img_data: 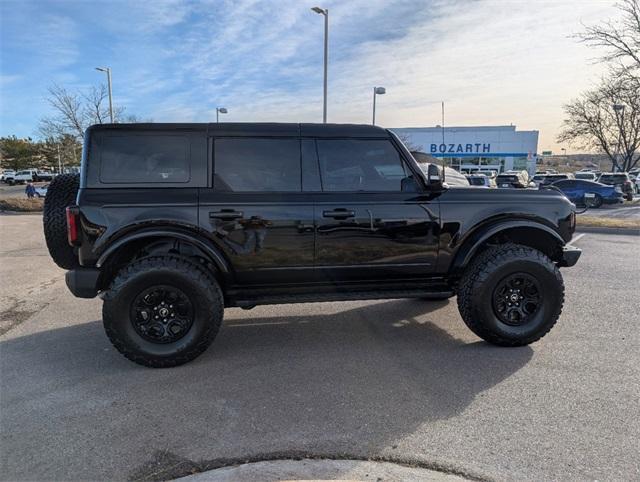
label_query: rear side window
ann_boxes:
[100,136,189,183]
[316,139,406,192]
[214,138,301,192]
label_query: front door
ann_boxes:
[198,137,315,286]
[313,138,440,282]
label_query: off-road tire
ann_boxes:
[457,243,564,346]
[43,173,80,269]
[103,255,223,368]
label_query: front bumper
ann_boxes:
[559,244,582,267]
[65,268,100,298]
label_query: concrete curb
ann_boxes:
[174,459,474,482]
[576,226,640,235]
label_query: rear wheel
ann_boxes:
[591,194,603,208]
[103,255,223,368]
[457,243,564,346]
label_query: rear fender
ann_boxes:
[96,227,230,275]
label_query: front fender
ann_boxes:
[449,218,566,273]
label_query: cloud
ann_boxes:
[0,0,619,151]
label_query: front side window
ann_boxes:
[100,135,189,183]
[316,139,407,192]
[214,138,301,192]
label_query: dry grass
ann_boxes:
[0,197,44,212]
[577,215,640,229]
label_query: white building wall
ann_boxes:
[391,125,539,175]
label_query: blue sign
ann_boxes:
[430,143,491,154]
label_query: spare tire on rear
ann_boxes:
[43,173,80,270]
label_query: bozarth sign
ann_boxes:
[430,143,492,154]
[392,125,539,175]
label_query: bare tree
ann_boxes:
[39,83,142,142]
[579,0,640,71]
[395,132,422,152]
[40,84,86,141]
[558,72,639,172]
[560,0,640,171]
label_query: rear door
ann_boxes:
[312,137,440,282]
[198,135,316,286]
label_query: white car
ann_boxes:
[13,169,38,184]
[34,184,48,197]
[418,163,470,187]
[1,170,16,183]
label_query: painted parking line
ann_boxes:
[571,233,586,243]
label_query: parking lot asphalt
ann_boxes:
[1,214,639,481]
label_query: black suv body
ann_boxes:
[44,123,581,367]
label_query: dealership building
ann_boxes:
[391,125,539,175]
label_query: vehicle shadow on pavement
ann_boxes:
[1,299,532,480]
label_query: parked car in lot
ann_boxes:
[44,122,581,367]
[11,169,55,184]
[34,184,49,197]
[550,179,623,207]
[13,169,37,184]
[1,169,16,184]
[466,173,495,187]
[538,173,571,188]
[495,171,530,188]
[597,172,634,200]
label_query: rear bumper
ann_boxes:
[65,268,100,298]
[559,244,582,267]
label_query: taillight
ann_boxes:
[66,206,79,246]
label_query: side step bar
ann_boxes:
[232,289,454,309]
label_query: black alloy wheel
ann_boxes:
[131,286,194,343]
[491,273,541,326]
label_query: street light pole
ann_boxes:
[216,107,228,123]
[311,7,328,123]
[372,86,386,125]
[95,67,114,123]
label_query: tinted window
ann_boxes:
[316,139,406,192]
[599,174,627,183]
[100,135,189,183]
[214,138,301,192]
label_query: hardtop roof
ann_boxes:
[86,122,390,138]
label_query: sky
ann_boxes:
[0,0,618,153]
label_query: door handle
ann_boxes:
[210,210,243,220]
[322,209,355,219]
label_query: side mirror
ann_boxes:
[425,164,443,189]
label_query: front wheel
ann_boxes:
[103,255,223,367]
[457,243,564,346]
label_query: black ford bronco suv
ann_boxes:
[43,123,581,367]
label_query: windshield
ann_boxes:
[575,173,595,179]
[468,177,486,186]
[599,174,627,183]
